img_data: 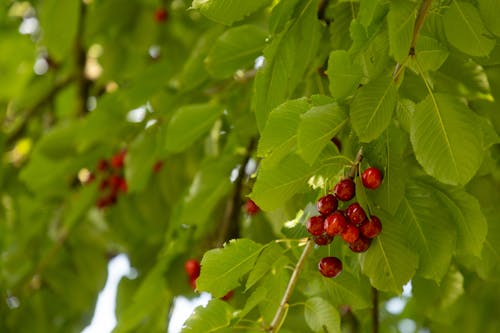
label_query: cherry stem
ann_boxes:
[267,239,314,332]
[372,287,379,333]
[348,147,364,179]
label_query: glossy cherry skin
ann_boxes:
[334,178,355,201]
[362,167,383,190]
[318,257,343,278]
[360,216,382,238]
[317,194,338,216]
[345,203,367,225]
[349,236,372,253]
[324,211,347,236]
[307,215,326,236]
[313,233,333,246]
[245,199,260,215]
[341,224,360,244]
[184,259,201,279]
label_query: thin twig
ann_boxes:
[348,147,364,179]
[372,287,379,333]
[410,0,433,52]
[267,239,314,332]
[393,0,433,83]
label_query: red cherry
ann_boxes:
[245,199,260,215]
[313,233,333,246]
[221,290,234,301]
[97,159,109,172]
[96,194,117,209]
[362,167,383,190]
[334,178,355,201]
[99,179,109,191]
[360,216,382,238]
[341,224,360,243]
[153,160,164,173]
[317,194,338,215]
[155,7,168,22]
[318,257,343,278]
[307,215,325,236]
[345,203,367,225]
[349,236,372,253]
[324,211,347,236]
[110,150,127,169]
[84,172,95,184]
[184,259,201,279]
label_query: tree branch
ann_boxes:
[74,1,91,116]
[215,137,257,247]
[267,239,314,332]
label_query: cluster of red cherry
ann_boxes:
[85,150,164,209]
[91,150,128,209]
[307,167,384,278]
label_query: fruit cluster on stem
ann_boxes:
[89,150,129,209]
[305,150,384,278]
[85,150,165,209]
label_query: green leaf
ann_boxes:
[253,0,321,131]
[240,287,267,318]
[125,129,159,192]
[258,259,291,324]
[327,50,363,100]
[177,27,224,91]
[297,103,347,164]
[414,36,449,72]
[396,180,456,281]
[251,150,344,211]
[410,93,483,185]
[360,210,418,293]
[257,98,309,167]
[205,25,268,79]
[365,124,407,214]
[246,243,287,291]
[113,265,171,333]
[197,239,263,298]
[350,75,398,142]
[304,297,341,333]
[443,1,495,57]
[387,0,417,62]
[192,0,271,25]
[174,154,237,235]
[424,180,488,257]
[301,270,371,310]
[181,299,233,333]
[165,103,223,153]
[479,0,500,37]
[38,0,79,61]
